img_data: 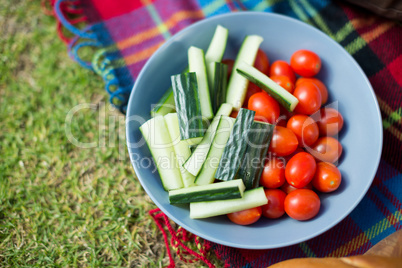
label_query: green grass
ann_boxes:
[0,1,221,267]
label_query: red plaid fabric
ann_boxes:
[50,0,402,267]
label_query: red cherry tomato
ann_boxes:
[312,162,342,193]
[227,206,262,225]
[261,189,287,219]
[243,82,262,108]
[221,59,234,79]
[281,181,313,194]
[284,189,320,221]
[248,92,280,124]
[316,108,344,137]
[293,82,322,115]
[276,117,288,127]
[260,157,286,189]
[254,49,270,75]
[285,152,316,188]
[290,49,321,77]
[269,60,296,83]
[268,126,299,156]
[276,106,294,127]
[283,147,305,164]
[270,75,295,94]
[309,137,343,164]
[296,78,328,105]
[286,115,319,147]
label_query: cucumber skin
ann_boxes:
[189,187,268,219]
[194,116,235,186]
[139,117,184,191]
[205,25,229,91]
[212,62,228,114]
[183,103,233,177]
[171,72,205,141]
[215,108,256,182]
[150,87,176,117]
[188,46,214,119]
[226,35,263,110]
[236,62,299,112]
[205,25,229,64]
[169,186,242,204]
[163,113,196,188]
[237,121,274,189]
[151,68,190,117]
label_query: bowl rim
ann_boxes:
[126,11,383,249]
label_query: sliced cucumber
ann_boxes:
[215,108,256,182]
[189,187,268,219]
[139,116,183,191]
[188,46,214,119]
[237,121,274,189]
[164,113,195,188]
[150,88,175,117]
[169,179,245,204]
[205,25,229,64]
[205,25,229,91]
[171,72,204,145]
[151,68,189,117]
[236,61,299,112]
[195,116,235,186]
[210,62,228,114]
[226,35,263,110]
[184,103,233,177]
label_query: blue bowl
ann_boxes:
[126,12,382,249]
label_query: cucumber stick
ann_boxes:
[215,108,256,181]
[184,103,233,177]
[236,61,299,112]
[189,187,268,219]
[139,116,183,191]
[171,72,204,145]
[226,35,263,110]
[150,88,175,117]
[151,68,189,117]
[210,62,228,114]
[188,46,214,119]
[169,179,245,204]
[237,121,274,189]
[164,113,195,188]
[195,116,235,186]
[205,25,229,64]
[205,25,229,91]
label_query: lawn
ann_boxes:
[0,1,218,267]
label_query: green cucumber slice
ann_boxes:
[184,103,233,177]
[236,61,299,112]
[151,68,189,117]
[150,88,175,117]
[171,72,205,145]
[237,121,274,189]
[205,25,229,90]
[169,179,245,204]
[164,113,196,188]
[139,116,183,191]
[188,46,214,119]
[195,116,235,186]
[205,25,229,64]
[226,35,263,110]
[189,187,268,219]
[215,108,256,181]
[210,62,228,114]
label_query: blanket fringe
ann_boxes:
[149,208,216,268]
[44,0,131,113]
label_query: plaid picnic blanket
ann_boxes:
[49,0,402,267]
